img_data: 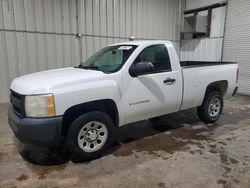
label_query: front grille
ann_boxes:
[10,90,25,118]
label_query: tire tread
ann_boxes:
[197,91,223,123]
[67,111,114,162]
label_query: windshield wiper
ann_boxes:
[74,64,100,70]
[74,64,110,73]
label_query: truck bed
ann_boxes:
[179,61,238,111]
[180,61,237,68]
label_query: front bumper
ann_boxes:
[8,107,63,146]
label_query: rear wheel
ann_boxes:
[67,111,114,162]
[197,91,223,123]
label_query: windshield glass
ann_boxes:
[80,45,137,73]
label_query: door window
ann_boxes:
[134,44,171,73]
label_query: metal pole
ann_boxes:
[76,0,83,63]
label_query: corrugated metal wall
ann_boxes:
[0,0,182,103]
[77,0,181,59]
[180,5,226,61]
[181,37,223,61]
[185,0,225,10]
[0,0,80,103]
[223,0,250,95]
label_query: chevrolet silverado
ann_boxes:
[8,40,238,161]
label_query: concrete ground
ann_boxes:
[0,95,250,188]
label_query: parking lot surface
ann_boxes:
[0,95,250,188]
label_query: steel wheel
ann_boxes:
[77,121,108,153]
[208,97,221,117]
[197,91,223,123]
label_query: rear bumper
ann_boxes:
[8,107,63,146]
[232,87,238,96]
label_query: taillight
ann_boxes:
[236,68,239,83]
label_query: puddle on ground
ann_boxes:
[15,139,68,177]
[217,141,227,146]
[110,121,219,157]
[222,165,232,178]
[16,174,29,181]
[109,104,250,158]
[38,173,47,180]
[217,179,228,186]
[157,182,166,188]
[17,140,70,166]
[32,164,67,180]
[220,153,230,165]
[111,133,187,157]
[230,158,239,164]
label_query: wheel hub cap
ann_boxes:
[208,97,221,117]
[77,121,108,153]
[86,129,98,142]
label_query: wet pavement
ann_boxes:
[0,95,250,188]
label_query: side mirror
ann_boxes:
[129,62,154,77]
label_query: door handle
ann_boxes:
[163,77,176,84]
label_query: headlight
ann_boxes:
[25,94,56,117]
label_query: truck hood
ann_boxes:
[11,67,105,95]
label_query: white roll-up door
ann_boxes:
[223,0,250,95]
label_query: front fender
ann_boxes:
[53,80,122,117]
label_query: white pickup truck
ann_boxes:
[8,40,238,161]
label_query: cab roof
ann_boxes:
[110,40,172,47]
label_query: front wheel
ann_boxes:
[67,111,114,162]
[197,91,223,123]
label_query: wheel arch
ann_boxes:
[61,99,119,137]
[205,80,228,97]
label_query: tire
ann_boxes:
[197,90,223,123]
[67,111,114,162]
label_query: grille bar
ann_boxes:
[10,90,25,118]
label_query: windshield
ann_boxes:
[80,45,137,73]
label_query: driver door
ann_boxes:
[122,44,182,124]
